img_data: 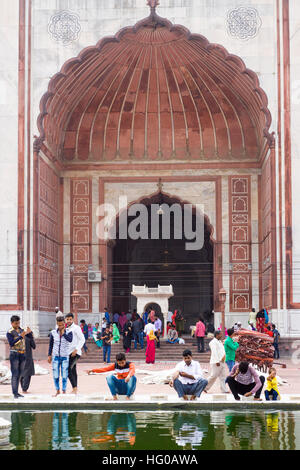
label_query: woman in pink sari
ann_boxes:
[118,312,127,334]
[145,329,157,364]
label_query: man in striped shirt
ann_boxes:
[87,353,136,400]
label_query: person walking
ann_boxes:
[123,321,133,353]
[113,312,119,325]
[224,328,239,372]
[80,319,89,353]
[20,327,36,393]
[154,315,162,349]
[205,331,228,393]
[144,321,157,364]
[6,315,33,399]
[256,309,265,333]
[195,317,206,353]
[104,308,110,325]
[101,325,113,364]
[272,324,280,359]
[112,323,121,344]
[175,310,185,337]
[65,313,85,394]
[132,315,144,350]
[169,349,208,400]
[87,353,137,400]
[227,361,265,401]
[118,312,127,334]
[48,316,73,396]
[142,310,149,326]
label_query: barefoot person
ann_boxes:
[227,361,265,401]
[48,316,73,396]
[205,330,228,393]
[6,315,33,399]
[87,353,137,400]
[65,313,85,394]
[169,349,208,401]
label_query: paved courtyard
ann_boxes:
[1,358,300,405]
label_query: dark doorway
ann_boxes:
[111,193,214,332]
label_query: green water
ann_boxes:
[0,409,299,450]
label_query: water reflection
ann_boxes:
[172,414,208,449]
[1,409,299,450]
[91,413,136,447]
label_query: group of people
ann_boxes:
[6,307,281,401]
[85,308,183,365]
[85,346,280,402]
[7,313,85,398]
[194,310,280,360]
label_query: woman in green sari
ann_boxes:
[92,322,102,348]
[112,322,121,344]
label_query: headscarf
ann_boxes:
[112,323,120,343]
[149,310,155,323]
[119,312,127,329]
[148,329,156,341]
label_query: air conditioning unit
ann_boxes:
[88,271,102,282]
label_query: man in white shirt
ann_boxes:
[169,349,208,400]
[65,313,86,394]
[205,331,228,393]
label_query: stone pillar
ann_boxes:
[163,311,168,339]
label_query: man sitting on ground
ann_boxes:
[87,353,136,401]
[169,349,208,401]
[227,361,265,401]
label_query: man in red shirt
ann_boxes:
[87,352,136,400]
[195,316,206,353]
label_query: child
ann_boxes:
[265,367,280,401]
[101,325,113,364]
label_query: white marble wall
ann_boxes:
[290,0,300,304]
[0,0,19,305]
[31,0,278,138]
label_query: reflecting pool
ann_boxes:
[0,409,299,450]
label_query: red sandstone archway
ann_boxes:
[33,2,276,316]
[34,3,274,162]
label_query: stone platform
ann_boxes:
[0,359,300,410]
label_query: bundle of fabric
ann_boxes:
[234,329,274,369]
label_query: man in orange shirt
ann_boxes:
[87,352,136,400]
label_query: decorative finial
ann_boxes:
[157,177,163,193]
[147,0,159,16]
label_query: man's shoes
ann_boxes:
[14,393,24,399]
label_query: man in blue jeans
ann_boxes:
[48,316,73,396]
[101,325,113,363]
[6,315,33,399]
[169,349,208,401]
[132,315,144,350]
[87,353,137,400]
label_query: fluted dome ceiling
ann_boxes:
[37,6,274,163]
